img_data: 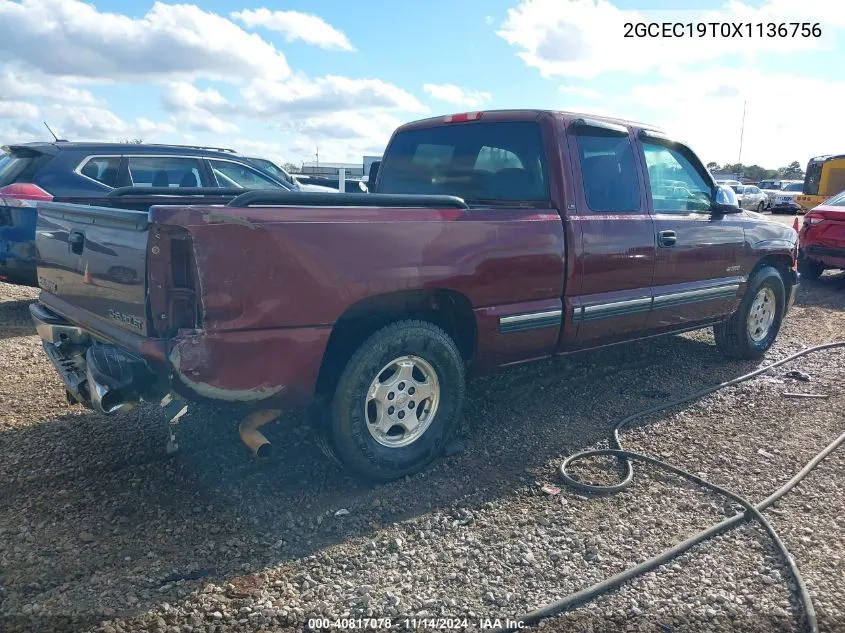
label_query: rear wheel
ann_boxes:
[798,258,824,281]
[319,320,466,481]
[757,201,766,212]
[714,266,785,360]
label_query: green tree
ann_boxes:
[779,161,804,179]
[706,162,720,172]
[282,162,299,173]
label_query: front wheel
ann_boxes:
[324,320,466,481]
[757,201,766,212]
[714,266,786,360]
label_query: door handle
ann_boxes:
[68,230,85,255]
[658,230,677,247]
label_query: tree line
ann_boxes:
[706,161,804,181]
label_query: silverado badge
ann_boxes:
[108,309,144,330]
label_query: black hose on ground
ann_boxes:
[496,341,845,633]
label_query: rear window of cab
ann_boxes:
[378,121,550,203]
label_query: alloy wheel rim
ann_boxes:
[364,355,440,448]
[747,286,776,342]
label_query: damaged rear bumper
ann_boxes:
[30,301,330,413]
[30,303,160,413]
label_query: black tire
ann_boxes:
[714,266,786,360]
[757,201,765,212]
[798,258,824,281]
[322,320,466,482]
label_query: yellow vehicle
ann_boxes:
[796,154,845,211]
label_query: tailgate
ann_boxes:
[35,201,151,336]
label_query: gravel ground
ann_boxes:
[1,272,843,633]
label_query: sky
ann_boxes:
[0,0,843,170]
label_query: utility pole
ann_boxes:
[315,143,319,169]
[737,100,746,166]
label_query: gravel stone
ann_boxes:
[1,271,844,633]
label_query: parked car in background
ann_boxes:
[244,156,337,193]
[797,189,845,280]
[30,109,799,481]
[0,142,292,286]
[758,179,799,210]
[732,184,767,211]
[770,182,807,214]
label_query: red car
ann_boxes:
[798,189,845,280]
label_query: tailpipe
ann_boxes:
[239,409,281,458]
[88,374,137,415]
[85,345,140,415]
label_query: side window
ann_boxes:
[78,156,121,187]
[641,142,712,213]
[127,156,203,188]
[208,159,281,189]
[574,130,640,212]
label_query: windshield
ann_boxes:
[730,185,744,193]
[247,158,299,186]
[784,182,804,192]
[378,120,550,202]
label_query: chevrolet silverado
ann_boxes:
[29,110,800,481]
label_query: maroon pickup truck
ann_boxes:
[30,110,800,481]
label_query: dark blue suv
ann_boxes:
[0,142,292,286]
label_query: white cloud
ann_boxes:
[0,0,290,82]
[497,0,839,79]
[0,70,97,104]
[41,104,176,141]
[240,75,428,117]
[0,100,39,119]
[161,82,239,134]
[623,67,845,167]
[559,85,600,99]
[422,83,492,108]
[232,8,355,51]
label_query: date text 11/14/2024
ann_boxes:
[307,617,527,630]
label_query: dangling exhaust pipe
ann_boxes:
[83,345,143,415]
[238,409,281,457]
[86,364,138,414]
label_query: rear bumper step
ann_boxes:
[30,303,156,414]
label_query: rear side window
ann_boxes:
[378,121,549,202]
[128,156,203,187]
[573,129,640,212]
[78,156,121,187]
[0,150,38,186]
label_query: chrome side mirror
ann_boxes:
[713,185,741,213]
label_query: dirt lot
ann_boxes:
[1,272,843,633]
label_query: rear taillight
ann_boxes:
[0,183,53,204]
[147,225,202,336]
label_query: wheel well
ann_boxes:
[750,254,793,285]
[315,289,476,397]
